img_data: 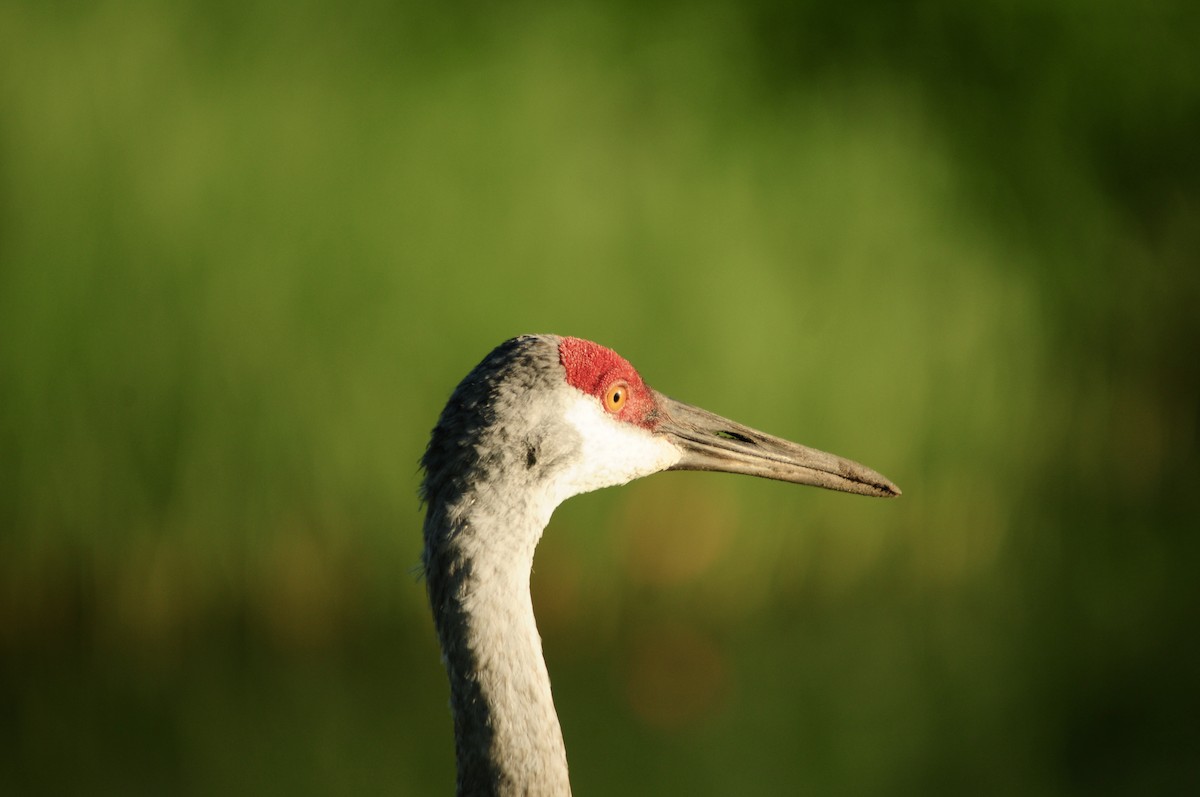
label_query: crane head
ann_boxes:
[420,335,898,521]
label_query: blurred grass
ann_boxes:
[2,1,1198,795]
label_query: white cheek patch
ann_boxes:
[555,393,682,502]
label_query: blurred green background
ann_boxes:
[2,1,1198,794]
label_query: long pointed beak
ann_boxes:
[654,391,901,498]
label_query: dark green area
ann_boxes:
[2,1,1197,794]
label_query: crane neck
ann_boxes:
[424,482,572,797]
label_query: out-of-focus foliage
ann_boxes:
[1,1,1197,794]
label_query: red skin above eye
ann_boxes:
[558,337,660,429]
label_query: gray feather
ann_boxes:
[422,335,577,797]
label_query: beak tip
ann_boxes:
[875,477,901,498]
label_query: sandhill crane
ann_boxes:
[421,335,900,796]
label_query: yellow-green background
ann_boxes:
[2,2,1197,794]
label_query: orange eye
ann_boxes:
[604,380,629,413]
